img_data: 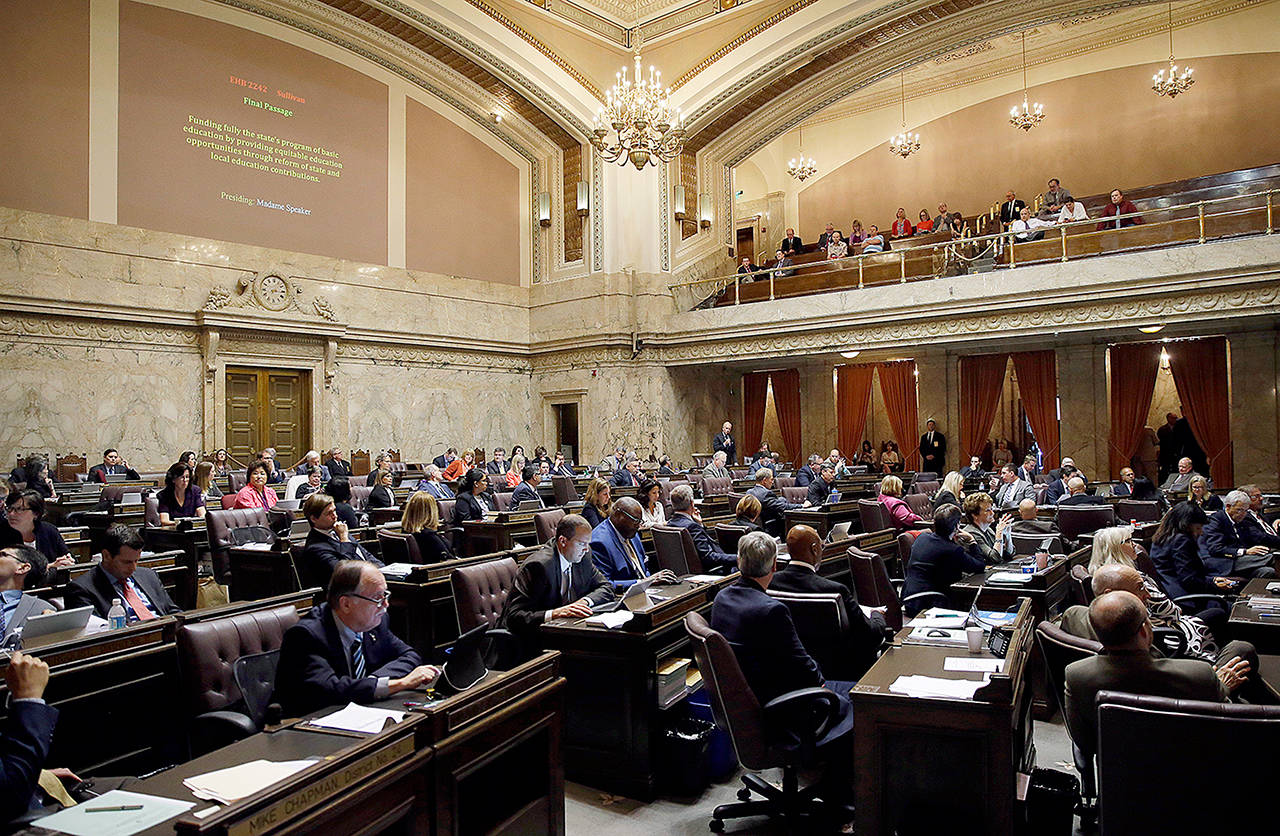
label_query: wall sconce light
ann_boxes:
[673,185,687,221]
[698,193,713,229]
[576,181,589,218]
[538,192,551,228]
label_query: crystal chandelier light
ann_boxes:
[591,38,686,170]
[1009,32,1045,132]
[788,126,818,181]
[1152,2,1194,99]
[887,72,920,159]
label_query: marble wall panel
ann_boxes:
[1229,332,1279,491]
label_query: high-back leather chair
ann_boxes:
[1033,484,1048,505]
[715,524,749,555]
[781,486,807,503]
[1057,505,1116,544]
[1096,692,1280,834]
[1010,532,1065,555]
[857,498,888,532]
[701,476,733,497]
[177,602,300,755]
[100,484,127,505]
[1069,564,1094,604]
[378,529,423,564]
[652,524,700,575]
[350,485,373,511]
[206,507,271,582]
[904,493,932,518]
[683,612,853,832]
[773,477,796,489]
[551,475,579,506]
[450,557,520,632]
[228,472,247,493]
[847,547,904,630]
[1035,620,1101,806]
[766,589,862,681]
[914,480,940,498]
[144,496,162,528]
[533,509,565,544]
[1114,499,1161,523]
[896,529,922,567]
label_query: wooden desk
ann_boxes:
[1228,577,1280,652]
[784,499,863,538]
[851,600,1036,835]
[461,514,538,556]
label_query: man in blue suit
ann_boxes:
[1,651,58,823]
[664,485,734,572]
[510,465,544,508]
[1199,491,1277,578]
[591,498,676,590]
[274,561,440,716]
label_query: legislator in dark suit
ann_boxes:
[1058,492,1106,507]
[794,465,816,488]
[452,491,491,528]
[88,463,140,482]
[712,431,737,466]
[805,478,836,507]
[1044,478,1071,505]
[432,454,451,470]
[901,531,987,616]
[1065,649,1221,759]
[591,520,652,590]
[768,562,886,679]
[0,698,58,822]
[1240,510,1280,551]
[579,502,606,530]
[932,489,960,511]
[324,457,352,478]
[1199,509,1276,578]
[1149,533,1224,617]
[919,428,946,474]
[999,198,1026,225]
[511,481,543,508]
[747,484,801,538]
[411,529,453,564]
[498,542,614,638]
[274,602,422,716]
[666,513,735,572]
[299,528,383,590]
[65,564,182,621]
[710,577,853,746]
[609,468,641,488]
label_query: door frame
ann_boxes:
[541,388,586,465]
[207,351,324,461]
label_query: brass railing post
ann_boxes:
[858,256,864,289]
[1268,191,1274,234]
[1060,225,1068,262]
[734,275,740,305]
[899,251,906,283]
[1009,233,1016,268]
[1198,202,1205,244]
[769,268,775,301]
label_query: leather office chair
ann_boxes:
[651,524,700,576]
[781,486,808,503]
[435,499,461,549]
[914,480,940,498]
[378,529,423,564]
[551,475,579,506]
[1096,691,1280,834]
[206,507,272,584]
[1057,505,1116,545]
[219,494,237,510]
[143,496,162,528]
[533,509,565,544]
[857,498,889,533]
[904,492,932,518]
[1035,620,1100,811]
[449,557,521,668]
[766,589,864,681]
[494,491,513,512]
[100,485,127,505]
[683,612,854,832]
[177,603,299,755]
[350,485,373,511]
[1114,499,1161,523]
[1033,484,1048,504]
[1070,564,1094,604]
[895,530,921,567]
[701,476,733,497]
[773,477,796,489]
[228,472,247,493]
[1009,532,1065,556]
[715,524,749,555]
[846,547,904,630]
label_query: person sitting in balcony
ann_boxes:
[736,256,760,283]
[826,232,848,260]
[890,208,914,238]
[771,249,795,279]
[1011,206,1052,242]
[1096,188,1145,230]
[1056,197,1089,224]
[861,225,888,254]
[848,219,867,244]
[915,209,934,233]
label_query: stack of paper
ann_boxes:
[684,574,723,584]
[657,657,691,708]
[32,789,194,836]
[889,675,985,700]
[584,610,634,629]
[943,657,1004,673]
[987,571,1033,584]
[378,563,419,580]
[905,626,968,646]
[908,608,969,628]
[182,759,318,804]
[308,702,406,733]
[1249,596,1280,611]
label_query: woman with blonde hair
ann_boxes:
[1185,474,1223,512]
[506,454,526,489]
[877,474,922,531]
[400,492,453,563]
[1087,525,1218,660]
[580,477,612,529]
[195,460,222,499]
[934,471,963,511]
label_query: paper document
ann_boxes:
[944,657,1005,673]
[308,702,406,733]
[859,604,888,620]
[34,789,195,836]
[987,571,1033,584]
[182,759,319,804]
[233,541,274,551]
[889,675,984,700]
[908,607,970,628]
[905,626,968,646]
[1248,597,1280,610]
[378,563,419,579]
[684,574,723,584]
[584,611,635,629]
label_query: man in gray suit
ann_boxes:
[992,464,1035,510]
[1064,590,1250,758]
[701,451,730,480]
[0,546,54,641]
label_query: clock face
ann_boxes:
[256,274,290,311]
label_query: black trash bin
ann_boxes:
[659,714,714,796]
[1025,768,1079,836]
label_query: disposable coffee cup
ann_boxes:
[1035,552,1049,570]
[966,626,984,654]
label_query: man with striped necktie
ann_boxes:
[274,561,440,716]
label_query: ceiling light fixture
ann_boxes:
[840,349,861,359]
[1137,324,1166,334]
[591,36,686,170]
[888,72,921,159]
[788,126,818,181]
[1153,2,1194,98]
[1009,32,1045,132]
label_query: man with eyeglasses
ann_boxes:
[274,561,440,716]
[299,493,382,590]
[591,497,677,591]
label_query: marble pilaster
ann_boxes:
[1230,330,1280,491]
[1057,343,1109,479]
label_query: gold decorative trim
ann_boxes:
[671,0,819,90]
[461,0,605,100]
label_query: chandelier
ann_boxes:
[591,39,686,170]
[1009,32,1045,131]
[1152,2,1194,98]
[788,126,818,181]
[887,72,921,158]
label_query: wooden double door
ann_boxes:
[225,367,311,467]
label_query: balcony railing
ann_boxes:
[667,188,1277,312]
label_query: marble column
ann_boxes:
[916,350,958,473]
[1056,343,1109,479]
[1230,330,1280,491]
[799,362,836,459]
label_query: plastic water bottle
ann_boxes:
[108,598,127,630]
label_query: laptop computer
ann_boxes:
[591,575,660,614]
[18,606,94,641]
[438,622,491,693]
[289,519,312,538]
[825,521,852,542]
[516,500,544,512]
[275,499,302,512]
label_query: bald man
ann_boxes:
[1058,476,1105,506]
[590,497,676,591]
[769,525,886,678]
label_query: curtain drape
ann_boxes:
[742,372,769,460]
[878,361,920,470]
[1107,343,1162,479]
[771,369,803,466]
[1011,351,1061,470]
[960,354,1010,460]
[836,364,876,459]
[1168,337,1233,486]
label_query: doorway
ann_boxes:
[736,226,755,265]
[225,367,311,467]
[554,402,579,465]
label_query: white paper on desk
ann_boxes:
[34,789,195,836]
[1248,597,1280,610]
[859,604,888,620]
[889,675,984,700]
[987,571,1033,584]
[584,610,634,629]
[684,574,723,584]
[233,541,274,551]
[908,607,970,628]
[379,563,418,579]
[82,614,110,635]
[906,626,968,646]
[308,702,406,733]
[944,657,1005,673]
[182,759,319,804]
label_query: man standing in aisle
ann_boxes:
[919,419,946,475]
[713,421,736,467]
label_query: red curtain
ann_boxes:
[1011,351,1061,470]
[878,361,920,470]
[960,353,1010,460]
[771,369,803,467]
[1168,337,1233,486]
[742,372,769,459]
[1107,343,1162,479]
[836,364,876,458]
